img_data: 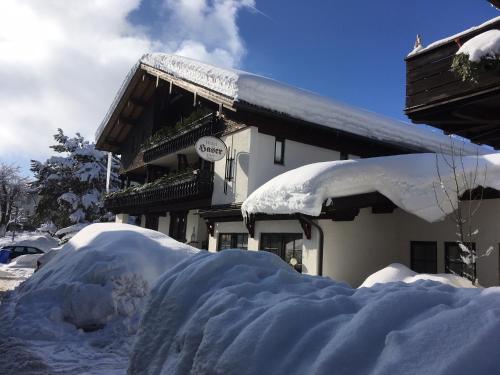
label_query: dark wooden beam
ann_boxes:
[298,217,312,240]
[127,97,147,109]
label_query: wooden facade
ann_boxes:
[405,18,500,149]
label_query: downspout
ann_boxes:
[299,214,324,276]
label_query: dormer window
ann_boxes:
[274,138,285,165]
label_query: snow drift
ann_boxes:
[242,153,500,222]
[129,250,500,375]
[10,223,197,337]
[360,263,475,288]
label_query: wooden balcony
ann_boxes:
[405,18,500,149]
[143,113,223,163]
[104,169,213,213]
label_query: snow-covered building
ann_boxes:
[96,52,499,287]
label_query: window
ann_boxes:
[410,241,437,274]
[145,214,159,231]
[445,242,476,277]
[169,211,187,242]
[12,247,24,254]
[218,233,248,251]
[274,138,285,165]
[260,233,303,272]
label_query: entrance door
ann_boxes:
[169,211,188,242]
[145,214,159,231]
[260,233,303,272]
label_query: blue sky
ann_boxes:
[234,0,498,121]
[0,0,498,176]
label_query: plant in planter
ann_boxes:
[451,29,500,83]
[142,107,212,150]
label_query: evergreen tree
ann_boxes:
[31,129,120,229]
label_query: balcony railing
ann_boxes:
[104,169,213,212]
[143,113,223,163]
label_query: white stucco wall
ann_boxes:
[212,128,253,205]
[207,199,500,288]
[319,200,500,288]
[212,127,344,206]
[115,213,129,224]
[208,219,318,275]
[185,210,208,249]
[158,214,170,235]
[320,209,402,287]
[248,131,342,196]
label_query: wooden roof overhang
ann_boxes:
[405,18,500,149]
[97,62,433,159]
[95,63,236,153]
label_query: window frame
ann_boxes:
[260,233,303,272]
[410,241,437,274]
[274,138,285,165]
[218,233,249,251]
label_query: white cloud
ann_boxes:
[0,0,253,172]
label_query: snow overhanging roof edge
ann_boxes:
[95,53,491,155]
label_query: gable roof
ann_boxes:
[96,53,490,155]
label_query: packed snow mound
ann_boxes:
[242,153,500,222]
[97,53,489,156]
[5,254,43,269]
[457,29,500,62]
[129,250,500,375]
[360,263,475,288]
[11,223,197,337]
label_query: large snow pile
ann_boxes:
[0,223,197,374]
[129,250,500,375]
[98,53,488,156]
[360,263,475,288]
[457,29,500,62]
[12,223,196,334]
[242,153,500,222]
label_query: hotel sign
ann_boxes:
[195,136,227,162]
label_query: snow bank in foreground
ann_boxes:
[129,250,500,375]
[360,263,475,288]
[11,223,196,337]
[457,29,500,62]
[242,153,500,222]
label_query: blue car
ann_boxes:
[0,245,44,264]
[0,248,11,264]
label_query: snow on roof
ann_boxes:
[97,53,491,155]
[241,153,500,223]
[457,29,500,62]
[408,16,500,57]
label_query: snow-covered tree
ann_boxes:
[0,163,28,237]
[31,129,120,229]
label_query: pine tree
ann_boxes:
[31,129,120,229]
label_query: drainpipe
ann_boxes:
[299,214,324,276]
